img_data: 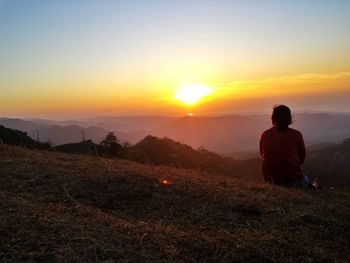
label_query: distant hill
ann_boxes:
[3,113,350,153]
[37,125,111,146]
[54,141,98,155]
[54,138,123,158]
[0,118,47,133]
[224,150,260,160]
[125,135,240,175]
[0,118,121,146]
[81,116,176,133]
[153,115,269,153]
[0,144,349,261]
[0,125,50,149]
[152,113,350,153]
[23,117,91,127]
[293,113,350,145]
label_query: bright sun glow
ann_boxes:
[175,84,212,105]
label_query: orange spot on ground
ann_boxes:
[160,179,173,185]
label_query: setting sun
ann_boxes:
[175,84,212,105]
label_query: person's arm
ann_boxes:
[297,133,306,165]
[259,134,271,182]
[259,137,263,156]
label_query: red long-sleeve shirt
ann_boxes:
[259,127,306,184]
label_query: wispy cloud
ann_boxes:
[220,72,350,98]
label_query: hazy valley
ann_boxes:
[2,112,350,155]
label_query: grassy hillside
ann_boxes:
[0,145,349,262]
[304,138,350,188]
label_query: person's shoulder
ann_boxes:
[288,128,303,137]
[260,127,274,138]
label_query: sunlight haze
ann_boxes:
[175,84,212,105]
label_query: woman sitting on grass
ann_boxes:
[260,105,309,188]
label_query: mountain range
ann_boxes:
[1,113,350,153]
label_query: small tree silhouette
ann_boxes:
[102,132,119,145]
[101,132,121,156]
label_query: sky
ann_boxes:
[0,0,350,118]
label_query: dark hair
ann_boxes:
[271,105,293,131]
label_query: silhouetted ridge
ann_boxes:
[54,141,97,155]
[0,125,50,149]
[125,135,239,174]
[55,132,122,157]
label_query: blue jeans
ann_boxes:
[295,175,309,188]
[271,175,310,188]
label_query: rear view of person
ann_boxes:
[259,105,309,188]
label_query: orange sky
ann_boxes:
[1,1,350,118]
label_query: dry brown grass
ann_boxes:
[0,144,349,262]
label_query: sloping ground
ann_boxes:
[304,138,350,187]
[0,145,349,262]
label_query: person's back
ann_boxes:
[259,105,308,187]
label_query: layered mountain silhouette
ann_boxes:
[0,118,124,145]
[153,113,350,153]
[2,113,350,153]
